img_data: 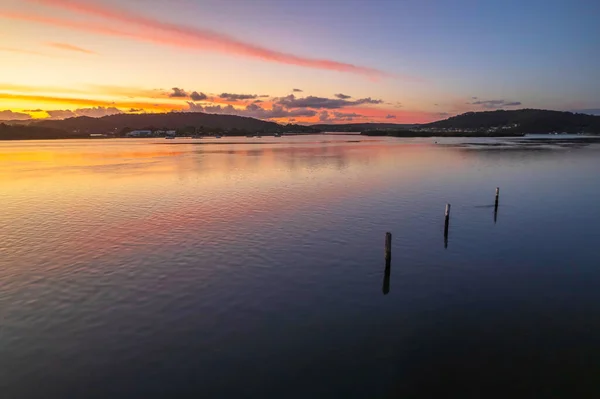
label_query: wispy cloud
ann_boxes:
[316,110,370,122]
[471,99,522,109]
[332,111,363,121]
[0,46,47,56]
[46,42,97,54]
[219,93,258,101]
[86,85,166,98]
[169,87,188,98]
[45,106,122,119]
[385,114,396,119]
[335,93,351,99]
[276,94,383,109]
[319,111,331,122]
[0,92,181,111]
[186,102,316,119]
[23,0,396,78]
[190,91,207,101]
[292,88,303,92]
[0,110,33,120]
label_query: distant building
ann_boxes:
[126,130,153,137]
[154,130,176,136]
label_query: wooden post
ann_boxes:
[494,187,499,223]
[495,187,500,208]
[444,204,450,248]
[385,232,392,261]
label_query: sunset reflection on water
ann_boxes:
[4,136,600,398]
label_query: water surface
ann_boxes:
[2,136,600,398]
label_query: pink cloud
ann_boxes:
[0,12,143,39]
[26,0,396,78]
[341,106,444,123]
[46,42,97,54]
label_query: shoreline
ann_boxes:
[1,133,599,142]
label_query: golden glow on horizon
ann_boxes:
[0,0,444,124]
[0,82,434,123]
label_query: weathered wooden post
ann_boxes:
[385,232,392,261]
[495,187,500,208]
[383,232,392,294]
[444,204,451,248]
[494,187,499,223]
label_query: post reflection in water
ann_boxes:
[443,222,449,249]
[382,258,391,295]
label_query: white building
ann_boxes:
[126,130,153,137]
[156,130,177,136]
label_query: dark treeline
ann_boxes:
[0,113,319,139]
[2,109,599,140]
[32,113,319,135]
[362,130,525,137]
[424,109,600,133]
[0,123,81,140]
[363,109,600,137]
[312,122,416,132]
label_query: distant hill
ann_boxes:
[311,123,416,132]
[33,112,284,134]
[4,108,600,140]
[423,109,600,133]
[0,123,77,140]
[1,112,321,139]
[0,119,35,126]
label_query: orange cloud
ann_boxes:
[46,42,97,54]
[0,11,146,41]
[0,82,271,115]
[344,106,442,123]
[291,106,442,124]
[25,0,397,78]
[0,92,182,112]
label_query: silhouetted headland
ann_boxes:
[1,109,599,140]
[362,109,600,137]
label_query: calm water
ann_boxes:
[2,136,600,398]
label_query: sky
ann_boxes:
[1,0,599,124]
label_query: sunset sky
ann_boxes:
[1,0,599,124]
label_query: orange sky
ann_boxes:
[0,81,445,124]
[0,0,461,124]
[3,0,590,123]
